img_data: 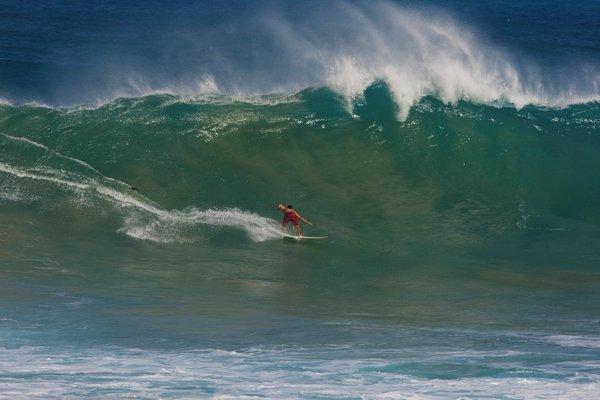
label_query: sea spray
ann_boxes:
[0,1,597,110]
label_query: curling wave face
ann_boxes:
[1,89,599,259]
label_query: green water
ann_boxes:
[0,87,599,398]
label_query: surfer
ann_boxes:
[278,204,312,236]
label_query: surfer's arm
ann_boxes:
[297,214,313,225]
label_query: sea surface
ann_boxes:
[1,1,599,398]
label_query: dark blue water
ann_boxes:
[1,0,598,105]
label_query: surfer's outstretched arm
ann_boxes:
[297,214,313,225]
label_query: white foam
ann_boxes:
[65,74,224,109]
[0,161,283,243]
[0,162,89,190]
[546,335,600,349]
[173,208,283,242]
[0,132,115,181]
[0,190,23,202]
[271,2,599,119]
[0,133,48,149]
[118,207,283,243]
[0,345,598,399]
[125,73,222,99]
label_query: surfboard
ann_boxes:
[282,234,327,241]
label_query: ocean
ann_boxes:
[0,1,599,398]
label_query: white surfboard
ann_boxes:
[282,234,327,241]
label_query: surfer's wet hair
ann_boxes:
[287,204,293,209]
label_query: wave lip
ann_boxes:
[301,2,599,118]
[1,1,598,115]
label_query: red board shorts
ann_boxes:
[284,212,299,226]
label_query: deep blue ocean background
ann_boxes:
[1,0,599,106]
[0,1,599,398]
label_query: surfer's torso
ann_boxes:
[283,210,300,225]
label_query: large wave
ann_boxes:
[0,91,599,260]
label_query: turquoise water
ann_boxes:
[1,0,600,398]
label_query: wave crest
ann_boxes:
[266,1,599,119]
[1,1,598,114]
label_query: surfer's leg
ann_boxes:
[295,224,302,236]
